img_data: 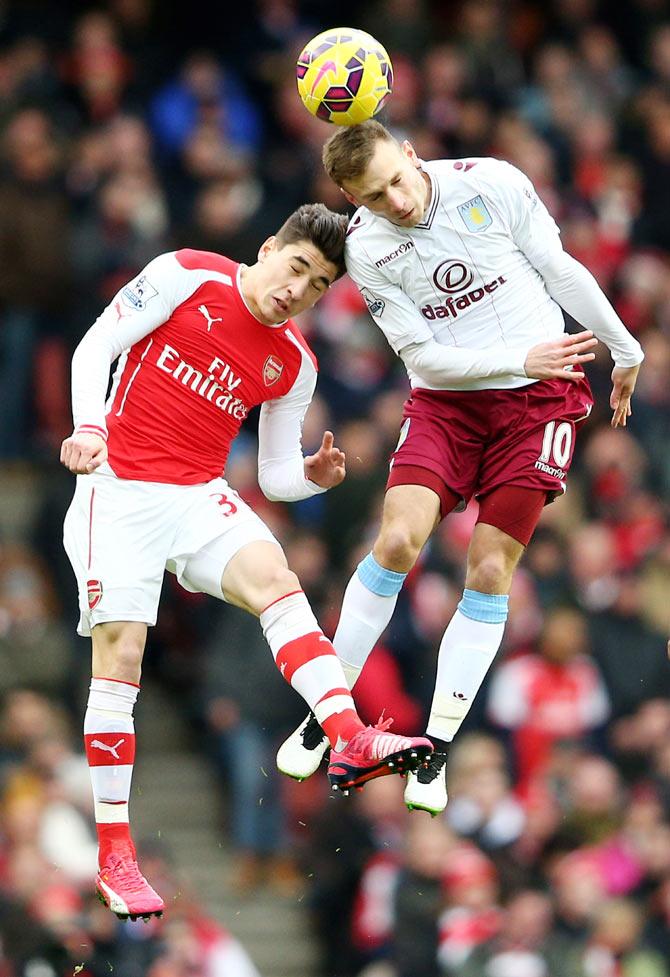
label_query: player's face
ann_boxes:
[250,238,338,324]
[340,139,430,227]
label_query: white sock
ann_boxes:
[84,677,138,834]
[427,606,505,743]
[332,567,400,687]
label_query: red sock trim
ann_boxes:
[94,675,141,689]
[322,709,364,746]
[97,822,135,863]
[275,632,335,683]
[260,589,303,615]
[85,732,136,766]
[316,687,351,704]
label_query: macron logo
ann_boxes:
[91,738,125,760]
[375,240,415,268]
[198,304,223,332]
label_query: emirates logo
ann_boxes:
[263,355,284,386]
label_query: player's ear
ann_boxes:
[258,236,277,262]
[401,141,420,167]
[341,187,358,207]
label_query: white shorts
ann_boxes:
[63,467,279,636]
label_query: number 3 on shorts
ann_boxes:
[539,421,572,468]
[209,492,238,516]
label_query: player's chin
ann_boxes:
[402,208,423,226]
[393,214,418,228]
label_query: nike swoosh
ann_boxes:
[310,60,337,96]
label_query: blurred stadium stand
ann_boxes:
[0,1,669,975]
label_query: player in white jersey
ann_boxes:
[60,203,432,921]
[277,122,644,815]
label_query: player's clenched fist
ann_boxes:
[60,432,108,474]
[524,330,598,382]
[304,430,346,489]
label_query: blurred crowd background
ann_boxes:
[1,0,670,974]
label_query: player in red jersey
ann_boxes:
[60,204,432,921]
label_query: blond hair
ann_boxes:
[322,120,396,187]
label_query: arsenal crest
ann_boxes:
[87,579,103,610]
[263,355,284,386]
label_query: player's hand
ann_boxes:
[60,432,108,474]
[524,331,598,382]
[304,430,346,489]
[610,364,640,428]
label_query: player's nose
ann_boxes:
[387,188,406,213]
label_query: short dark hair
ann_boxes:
[276,203,348,279]
[322,120,396,187]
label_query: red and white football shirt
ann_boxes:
[72,249,322,496]
[486,652,611,785]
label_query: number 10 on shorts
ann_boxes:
[539,420,572,468]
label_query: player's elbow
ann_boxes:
[258,475,278,502]
[541,249,584,287]
[257,466,285,502]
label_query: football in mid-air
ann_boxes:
[296,27,393,126]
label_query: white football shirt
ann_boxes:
[345,157,643,390]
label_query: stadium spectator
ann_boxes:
[0,3,668,973]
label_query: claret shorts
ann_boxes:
[388,376,594,508]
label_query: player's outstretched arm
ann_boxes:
[523,331,598,382]
[257,370,336,502]
[60,432,108,474]
[609,364,640,428]
[304,430,346,489]
[493,163,644,385]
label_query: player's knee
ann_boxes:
[467,552,511,594]
[376,523,421,572]
[258,566,301,606]
[111,642,144,675]
[93,622,144,673]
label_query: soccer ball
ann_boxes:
[296,27,393,126]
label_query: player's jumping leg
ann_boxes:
[405,486,546,815]
[277,482,445,781]
[260,590,431,790]
[86,622,164,920]
[218,541,433,793]
[275,555,406,779]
